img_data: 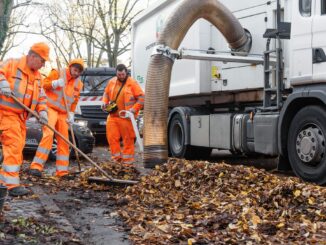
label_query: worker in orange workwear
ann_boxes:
[101,64,144,164]
[0,42,49,196]
[29,59,84,178]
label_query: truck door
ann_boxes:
[312,0,326,82]
[290,0,314,85]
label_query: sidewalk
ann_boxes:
[0,149,132,245]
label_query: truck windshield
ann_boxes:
[80,75,113,96]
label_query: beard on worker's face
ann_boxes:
[118,76,127,83]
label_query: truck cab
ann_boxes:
[74,67,116,141]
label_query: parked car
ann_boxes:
[0,117,95,163]
[75,67,116,141]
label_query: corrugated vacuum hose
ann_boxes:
[143,0,252,168]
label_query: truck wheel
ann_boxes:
[168,114,211,160]
[287,105,326,185]
[169,114,190,158]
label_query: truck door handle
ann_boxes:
[313,48,326,64]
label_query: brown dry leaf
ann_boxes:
[175,179,181,188]
[156,224,170,233]
[251,214,261,227]
[276,222,285,228]
[293,189,301,197]
[188,238,196,245]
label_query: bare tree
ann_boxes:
[44,0,144,67]
[0,0,39,59]
[94,0,143,67]
[38,0,104,68]
[2,0,148,67]
[0,0,14,56]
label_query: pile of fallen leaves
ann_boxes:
[20,169,82,194]
[116,158,326,244]
[19,162,140,192]
[79,162,140,190]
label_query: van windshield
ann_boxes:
[80,75,113,96]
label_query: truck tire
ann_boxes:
[168,113,211,160]
[287,105,326,185]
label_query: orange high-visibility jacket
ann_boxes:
[102,76,144,116]
[0,56,47,116]
[43,68,83,113]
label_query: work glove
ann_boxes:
[52,79,65,89]
[0,80,13,97]
[66,112,74,125]
[38,111,48,125]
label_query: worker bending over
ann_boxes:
[0,42,49,196]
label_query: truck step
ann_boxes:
[264,49,276,54]
[264,88,277,92]
[264,68,276,73]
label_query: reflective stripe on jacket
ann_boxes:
[43,68,83,113]
[0,56,47,115]
[102,76,144,117]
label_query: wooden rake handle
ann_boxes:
[11,95,113,180]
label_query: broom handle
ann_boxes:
[63,93,82,171]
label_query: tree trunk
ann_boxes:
[0,0,13,56]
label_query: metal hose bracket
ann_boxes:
[151,45,180,62]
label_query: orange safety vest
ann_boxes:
[43,68,83,113]
[0,56,47,117]
[102,76,145,117]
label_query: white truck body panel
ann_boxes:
[312,0,326,83]
[131,0,292,97]
[132,0,211,96]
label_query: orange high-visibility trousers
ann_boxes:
[30,107,69,176]
[106,116,136,163]
[0,111,26,189]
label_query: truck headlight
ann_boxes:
[74,120,88,127]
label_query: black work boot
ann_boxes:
[29,169,42,178]
[8,186,30,197]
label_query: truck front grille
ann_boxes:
[80,105,107,119]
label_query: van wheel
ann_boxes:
[287,105,326,185]
[168,113,211,160]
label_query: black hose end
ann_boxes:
[231,28,252,56]
[143,145,168,169]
